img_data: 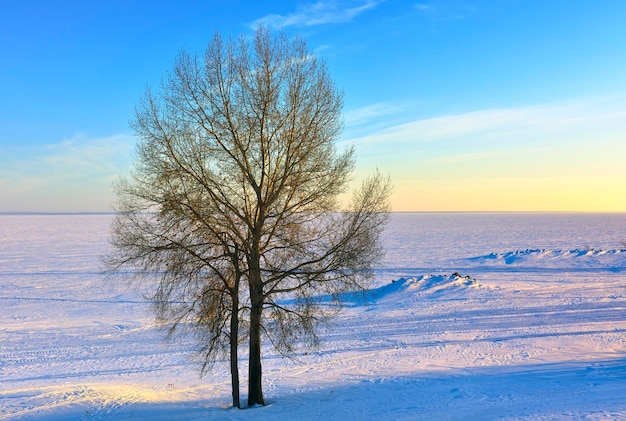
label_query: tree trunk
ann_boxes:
[230,284,240,409]
[247,246,265,407]
[246,221,266,407]
[247,294,264,406]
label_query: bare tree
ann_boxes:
[108,26,391,408]
[108,189,245,407]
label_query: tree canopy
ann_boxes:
[108,26,391,408]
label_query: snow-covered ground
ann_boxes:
[1,213,625,420]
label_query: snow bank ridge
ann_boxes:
[357,273,481,303]
[467,248,626,267]
[390,273,480,293]
[309,273,481,307]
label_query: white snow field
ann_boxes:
[1,213,625,420]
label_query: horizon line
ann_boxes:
[1,210,625,216]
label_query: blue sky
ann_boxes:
[1,0,625,212]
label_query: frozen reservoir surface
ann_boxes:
[1,213,625,420]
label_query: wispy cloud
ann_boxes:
[251,0,384,29]
[414,3,433,12]
[341,98,626,148]
[344,102,402,126]
[0,134,134,212]
[412,1,478,21]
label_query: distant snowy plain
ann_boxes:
[1,213,625,420]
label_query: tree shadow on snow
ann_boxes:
[15,357,626,420]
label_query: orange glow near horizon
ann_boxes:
[389,177,626,212]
